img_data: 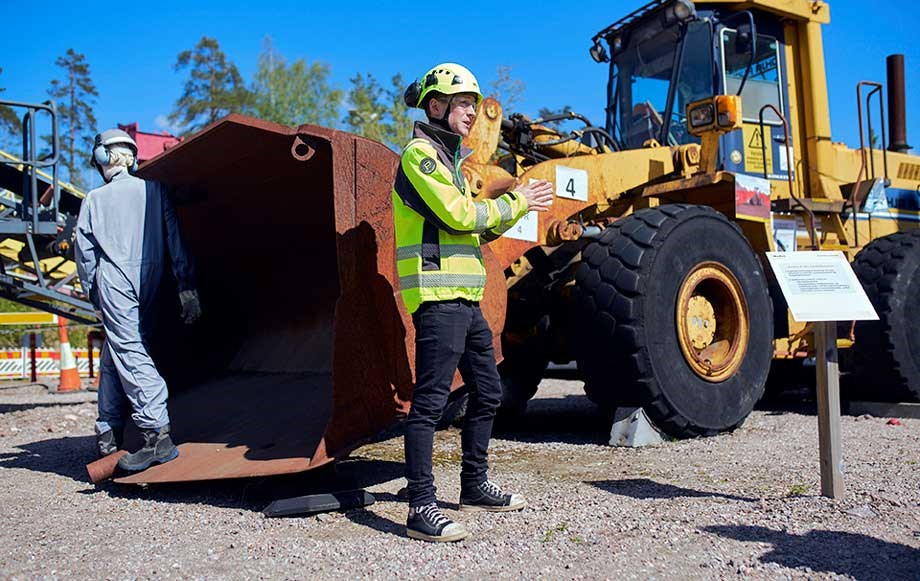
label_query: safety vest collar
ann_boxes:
[413,121,473,161]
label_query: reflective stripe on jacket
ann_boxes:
[392,121,528,314]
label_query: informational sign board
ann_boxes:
[765,251,878,322]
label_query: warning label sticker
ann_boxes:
[743,125,772,175]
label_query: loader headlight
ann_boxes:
[664,0,696,24]
[673,0,695,20]
[686,95,743,137]
[589,39,609,63]
[689,102,715,128]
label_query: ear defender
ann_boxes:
[404,79,422,108]
[92,134,110,169]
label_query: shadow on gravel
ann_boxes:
[91,457,407,513]
[0,433,407,513]
[0,401,91,414]
[588,478,756,502]
[0,435,97,480]
[494,394,610,446]
[703,525,920,580]
[344,505,406,538]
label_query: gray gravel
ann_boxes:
[0,378,918,580]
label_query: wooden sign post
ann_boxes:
[766,251,878,499]
[813,320,844,498]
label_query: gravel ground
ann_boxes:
[0,377,918,580]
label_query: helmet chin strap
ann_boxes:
[428,97,455,133]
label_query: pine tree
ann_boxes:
[0,68,20,149]
[47,50,98,189]
[249,36,342,127]
[343,73,414,151]
[386,74,414,146]
[169,37,250,134]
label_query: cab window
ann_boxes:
[721,30,784,124]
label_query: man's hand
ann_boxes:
[517,179,554,212]
[179,289,202,324]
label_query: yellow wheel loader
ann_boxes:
[460,0,920,436]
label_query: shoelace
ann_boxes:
[418,503,450,528]
[481,480,505,498]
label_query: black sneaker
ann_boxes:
[406,503,468,542]
[459,480,526,512]
[117,425,179,472]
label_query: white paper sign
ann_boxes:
[555,165,588,201]
[766,251,878,322]
[772,218,797,252]
[503,211,539,242]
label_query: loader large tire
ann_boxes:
[498,329,550,416]
[572,204,774,438]
[849,231,920,401]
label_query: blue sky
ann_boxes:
[1,0,917,152]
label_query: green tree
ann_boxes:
[386,74,414,146]
[169,37,250,134]
[0,68,20,150]
[249,37,342,127]
[46,50,98,189]
[343,73,413,150]
[489,65,526,113]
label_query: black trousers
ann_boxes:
[405,299,503,507]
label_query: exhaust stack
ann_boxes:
[887,54,911,153]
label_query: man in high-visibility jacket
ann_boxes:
[393,63,554,542]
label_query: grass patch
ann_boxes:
[431,449,462,466]
[541,522,568,543]
[788,483,810,496]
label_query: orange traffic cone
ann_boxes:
[56,317,82,392]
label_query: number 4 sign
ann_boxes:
[555,166,588,202]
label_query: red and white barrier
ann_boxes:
[0,348,102,379]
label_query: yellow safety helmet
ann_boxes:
[403,63,483,110]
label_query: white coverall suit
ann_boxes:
[75,171,195,434]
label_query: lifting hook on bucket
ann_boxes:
[291,135,316,162]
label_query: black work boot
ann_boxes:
[95,427,123,458]
[459,480,526,512]
[406,503,468,542]
[117,425,179,472]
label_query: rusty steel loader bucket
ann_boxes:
[86,115,508,484]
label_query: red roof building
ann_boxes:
[118,123,181,163]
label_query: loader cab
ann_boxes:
[595,0,792,180]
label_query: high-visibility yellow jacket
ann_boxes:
[392,122,528,314]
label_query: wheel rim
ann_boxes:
[675,261,749,382]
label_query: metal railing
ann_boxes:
[758,104,818,250]
[0,99,95,323]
